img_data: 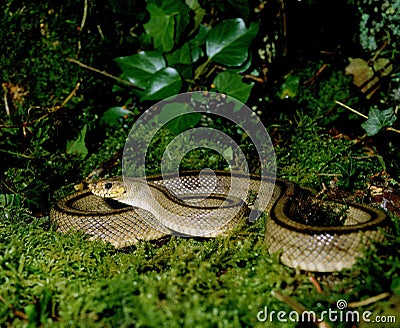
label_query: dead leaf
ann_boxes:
[345,57,392,98]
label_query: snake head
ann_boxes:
[89,178,127,199]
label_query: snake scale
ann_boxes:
[50,170,389,272]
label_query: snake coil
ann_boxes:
[50,171,388,272]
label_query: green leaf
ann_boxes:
[114,51,166,89]
[206,18,259,67]
[101,107,134,126]
[277,75,300,99]
[166,43,193,66]
[189,25,209,62]
[141,67,182,101]
[224,53,253,74]
[66,125,88,157]
[144,0,190,52]
[185,0,206,35]
[159,103,201,134]
[213,71,253,103]
[361,107,397,136]
[165,43,193,79]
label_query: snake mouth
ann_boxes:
[56,191,132,215]
[88,179,127,199]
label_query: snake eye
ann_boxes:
[104,182,113,189]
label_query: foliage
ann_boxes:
[113,16,259,104]
[361,107,397,136]
[352,0,400,136]
[106,0,265,133]
[357,0,400,53]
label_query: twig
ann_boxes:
[97,24,105,39]
[303,64,328,85]
[279,0,288,57]
[0,82,81,129]
[243,74,265,84]
[77,0,88,53]
[2,83,10,116]
[316,173,342,177]
[271,290,331,328]
[334,100,368,119]
[335,100,400,134]
[387,126,400,134]
[271,290,308,313]
[371,40,388,62]
[347,292,391,308]
[314,182,328,199]
[309,276,323,293]
[60,81,81,108]
[0,148,46,159]
[67,58,138,88]
[80,0,88,31]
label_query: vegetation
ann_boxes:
[0,0,399,326]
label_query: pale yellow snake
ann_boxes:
[50,170,389,272]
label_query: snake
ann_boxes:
[50,170,389,272]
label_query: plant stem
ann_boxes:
[335,100,400,134]
[67,58,138,88]
[334,100,368,119]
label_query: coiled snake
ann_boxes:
[50,170,388,272]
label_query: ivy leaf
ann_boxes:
[144,0,190,52]
[361,107,397,136]
[345,57,392,98]
[141,67,182,101]
[213,71,253,103]
[66,125,88,157]
[206,18,259,67]
[189,25,209,62]
[159,103,201,134]
[101,107,134,126]
[166,43,193,66]
[115,52,182,101]
[185,0,206,36]
[165,43,193,79]
[115,51,166,90]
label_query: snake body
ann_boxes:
[50,171,389,272]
